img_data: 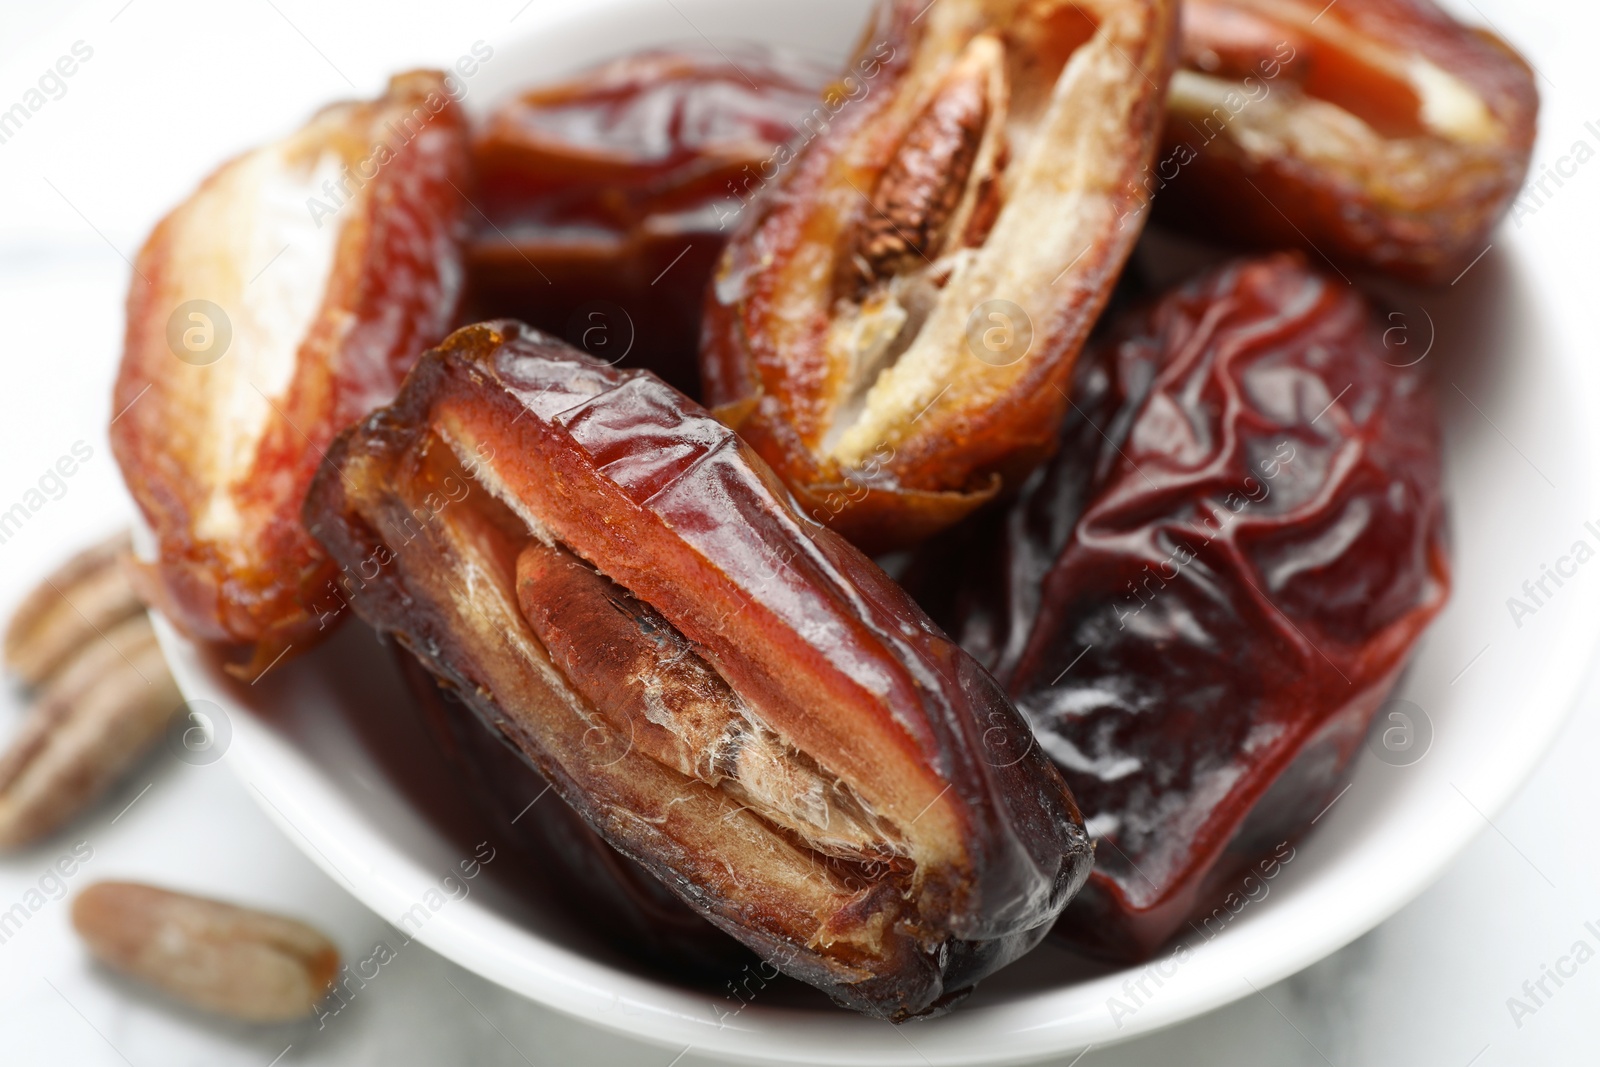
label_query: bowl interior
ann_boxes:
[154,0,1600,1063]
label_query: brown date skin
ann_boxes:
[303,320,1091,1019]
[111,71,469,675]
[701,0,1179,553]
[1157,0,1538,283]
[467,49,828,394]
[394,650,754,978]
[917,255,1450,961]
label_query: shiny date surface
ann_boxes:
[468,48,828,394]
[701,0,1180,551]
[303,320,1091,1018]
[110,71,470,673]
[919,255,1451,960]
[1156,0,1538,282]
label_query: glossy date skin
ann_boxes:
[924,256,1450,960]
[701,0,1179,551]
[303,320,1091,1019]
[1157,0,1538,283]
[468,49,828,394]
[110,71,469,674]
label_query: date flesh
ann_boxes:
[110,71,469,673]
[303,320,1091,1018]
[468,48,828,394]
[922,256,1450,960]
[395,649,753,976]
[701,0,1180,551]
[1157,0,1538,282]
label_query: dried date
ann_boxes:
[1156,0,1538,282]
[111,71,470,674]
[303,319,1090,1018]
[468,48,827,394]
[701,0,1180,551]
[923,255,1450,959]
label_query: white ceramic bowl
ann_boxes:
[153,1,1600,1063]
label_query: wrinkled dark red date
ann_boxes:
[303,320,1091,1018]
[920,255,1450,960]
[468,48,828,393]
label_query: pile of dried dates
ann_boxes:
[110,0,1534,1020]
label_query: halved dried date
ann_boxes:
[468,48,828,393]
[516,542,897,862]
[303,320,1090,1018]
[701,0,1179,551]
[1157,0,1538,282]
[110,71,470,673]
[924,255,1450,960]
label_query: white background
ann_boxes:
[0,0,1597,1064]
